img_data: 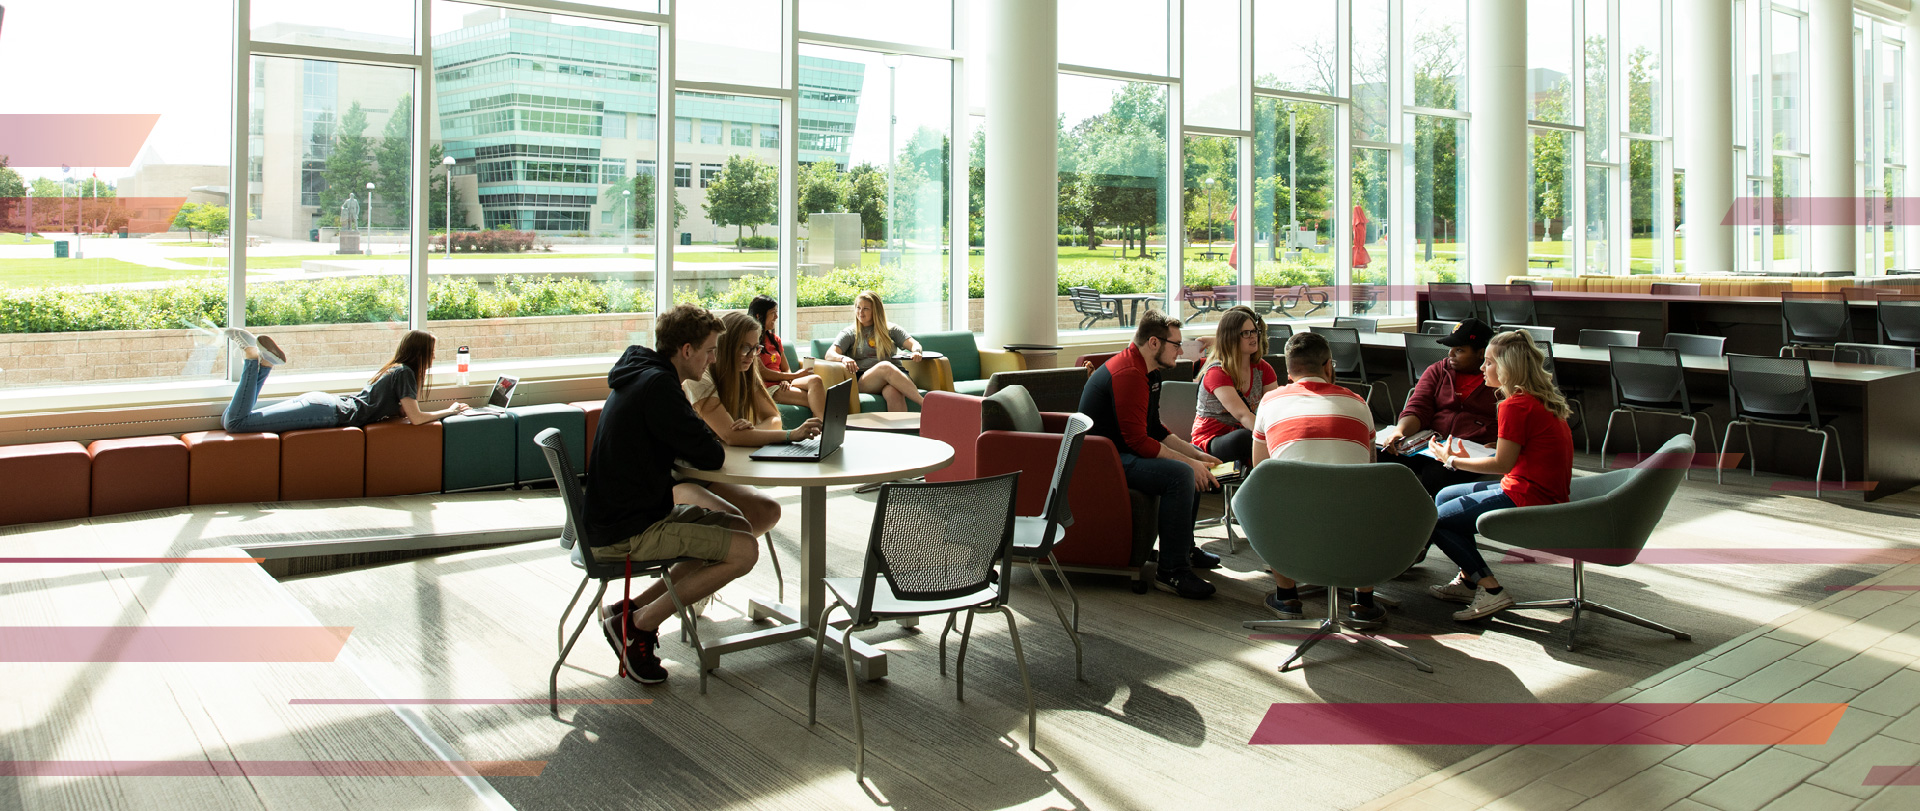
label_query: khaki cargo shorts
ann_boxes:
[593,505,737,564]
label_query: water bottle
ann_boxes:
[456,345,471,387]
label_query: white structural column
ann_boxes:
[1468,0,1527,283]
[1683,0,1736,274]
[1907,8,1920,261]
[983,0,1059,347]
[1809,0,1857,272]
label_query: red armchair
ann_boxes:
[921,391,1157,590]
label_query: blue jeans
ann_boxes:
[1430,481,1515,583]
[222,358,341,434]
[1120,452,1201,574]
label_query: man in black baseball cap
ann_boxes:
[1377,317,1501,495]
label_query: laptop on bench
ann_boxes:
[467,375,520,415]
[750,379,852,462]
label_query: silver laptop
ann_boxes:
[750,380,851,462]
[468,375,519,414]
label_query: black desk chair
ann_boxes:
[1579,329,1641,348]
[1502,325,1555,345]
[1267,323,1294,345]
[1833,342,1917,368]
[1428,282,1476,322]
[1484,283,1538,328]
[1603,346,1716,480]
[1876,298,1920,348]
[1537,342,1591,452]
[1402,332,1451,410]
[1333,316,1378,332]
[1719,354,1845,498]
[1663,332,1726,357]
[1420,320,1457,334]
[1779,291,1852,357]
[1311,326,1392,419]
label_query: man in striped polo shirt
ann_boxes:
[1248,331,1388,628]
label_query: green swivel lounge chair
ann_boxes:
[1235,460,1439,673]
[1477,434,1696,652]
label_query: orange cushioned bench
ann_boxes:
[88,435,190,516]
[183,430,281,506]
[364,419,443,497]
[0,441,92,525]
[570,400,604,463]
[280,426,365,501]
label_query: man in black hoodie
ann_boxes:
[585,304,761,685]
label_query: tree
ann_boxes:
[1253,98,1332,260]
[375,95,415,225]
[702,153,778,248]
[191,205,230,239]
[601,170,685,234]
[797,159,848,217]
[428,144,466,230]
[1071,83,1169,258]
[173,202,205,241]
[845,164,889,245]
[320,101,375,224]
[0,156,24,228]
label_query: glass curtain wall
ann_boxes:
[1058,74,1170,332]
[1745,1,1808,273]
[1855,16,1905,274]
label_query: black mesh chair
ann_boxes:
[1333,316,1378,332]
[537,428,708,709]
[1779,291,1852,357]
[807,473,1033,783]
[1420,320,1456,334]
[1069,287,1120,330]
[1875,298,1920,348]
[1833,342,1917,368]
[1719,355,1845,497]
[1009,414,1093,680]
[1503,325,1555,345]
[1663,332,1726,357]
[1266,322,1294,345]
[1402,332,1451,410]
[1602,347,1715,480]
[1311,326,1392,418]
[1428,282,1476,322]
[1484,283,1538,328]
[1651,282,1702,296]
[1537,342,1591,452]
[1578,329,1640,348]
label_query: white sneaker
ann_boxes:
[220,327,259,351]
[1428,574,1477,604]
[1452,588,1515,621]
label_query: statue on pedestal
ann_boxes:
[339,196,360,232]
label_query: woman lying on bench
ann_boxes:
[218,328,469,433]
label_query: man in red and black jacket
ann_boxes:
[1378,317,1501,494]
[1079,310,1225,599]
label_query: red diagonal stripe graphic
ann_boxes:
[0,114,160,166]
[1249,703,1846,745]
[0,627,352,662]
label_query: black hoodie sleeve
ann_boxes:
[644,373,727,470]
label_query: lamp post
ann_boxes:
[1288,106,1298,255]
[622,188,632,254]
[364,181,375,255]
[442,155,456,258]
[884,52,901,254]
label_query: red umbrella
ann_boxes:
[1227,206,1238,269]
[1351,205,1371,268]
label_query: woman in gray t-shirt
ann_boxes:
[823,290,925,412]
[217,328,470,434]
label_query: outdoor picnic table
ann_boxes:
[1528,257,1561,268]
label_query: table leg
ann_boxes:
[706,485,892,680]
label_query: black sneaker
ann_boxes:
[1189,548,1223,570]
[1153,568,1216,599]
[603,616,668,685]
[1344,602,1388,630]
[1264,592,1304,620]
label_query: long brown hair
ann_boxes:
[372,330,435,399]
[711,311,765,418]
[1206,308,1267,392]
[1485,330,1571,420]
[854,290,896,357]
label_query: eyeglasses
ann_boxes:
[741,344,764,356]
[1236,329,1261,339]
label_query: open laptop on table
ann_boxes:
[750,379,851,462]
[467,375,520,414]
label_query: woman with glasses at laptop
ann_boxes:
[677,312,824,530]
[746,295,828,420]
[1190,308,1279,470]
[824,290,924,412]
[216,327,468,434]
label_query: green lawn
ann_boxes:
[1,232,54,245]
[0,258,227,287]
[156,241,221,248]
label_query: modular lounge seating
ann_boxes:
[87,435,189,516]
[921,389,1162,592]
[0,441,92,525]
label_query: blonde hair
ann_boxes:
[854,290,896,358]
[1486,330,1572,420]
[711,311,765,419]
[1207,308,1267,393]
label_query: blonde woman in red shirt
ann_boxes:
[1424,329,1574,621]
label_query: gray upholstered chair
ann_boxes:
[1235,460,1439,673]
[1475,434,1697,652]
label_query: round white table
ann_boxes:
[676,431,953,680]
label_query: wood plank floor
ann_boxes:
[257,454,1920,811]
